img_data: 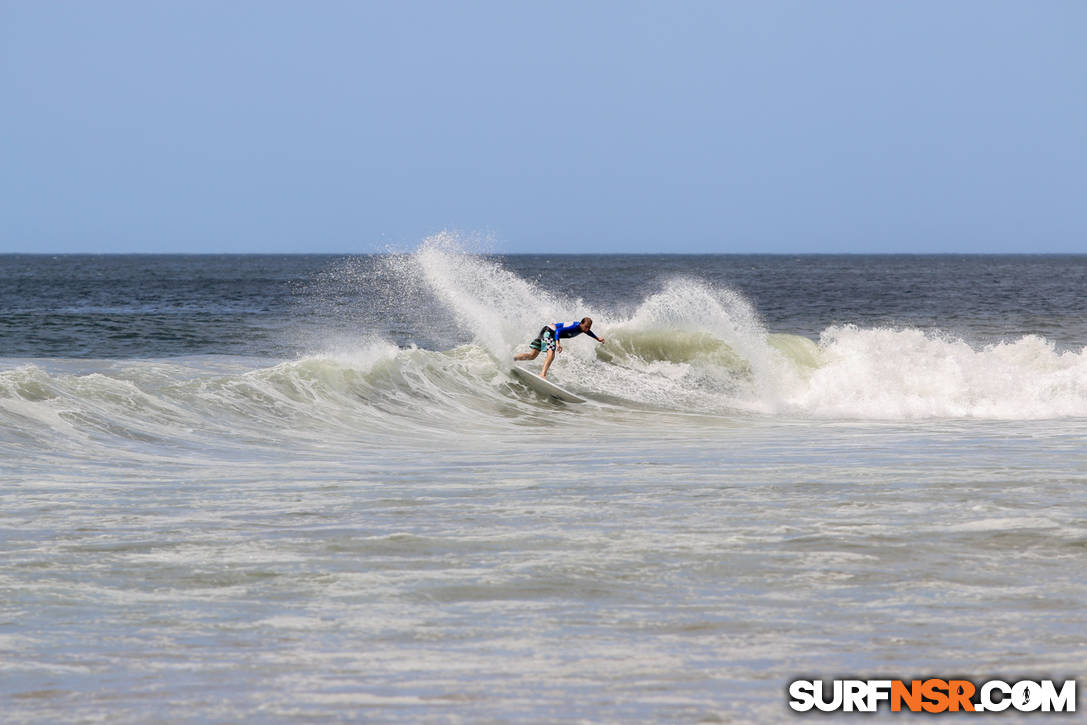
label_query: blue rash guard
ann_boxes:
[552,321,600,342]
[529,320,601,352]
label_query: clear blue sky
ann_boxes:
[2,1,1084,253]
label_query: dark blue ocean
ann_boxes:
[4,252,1086,358]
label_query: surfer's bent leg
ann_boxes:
[539,330,558,378]
[514,327,550,362]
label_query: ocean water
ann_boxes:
[2,239,1086,722]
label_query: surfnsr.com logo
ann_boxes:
[788,679,1076,713]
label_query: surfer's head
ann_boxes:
[579,317,593,331]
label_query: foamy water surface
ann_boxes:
[2,243,1086,722]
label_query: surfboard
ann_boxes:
[510,366,586,403]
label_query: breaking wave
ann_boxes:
[4,236,1087,462]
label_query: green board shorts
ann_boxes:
[529,326,556,352]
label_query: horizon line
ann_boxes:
[2,250,1085,257]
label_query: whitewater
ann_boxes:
[2,242,1086,722]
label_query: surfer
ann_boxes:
[514,317,605,378]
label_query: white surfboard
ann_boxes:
[510,366,586,403]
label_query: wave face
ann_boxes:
[4,238,1087,462]
[385,236,1087,420]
